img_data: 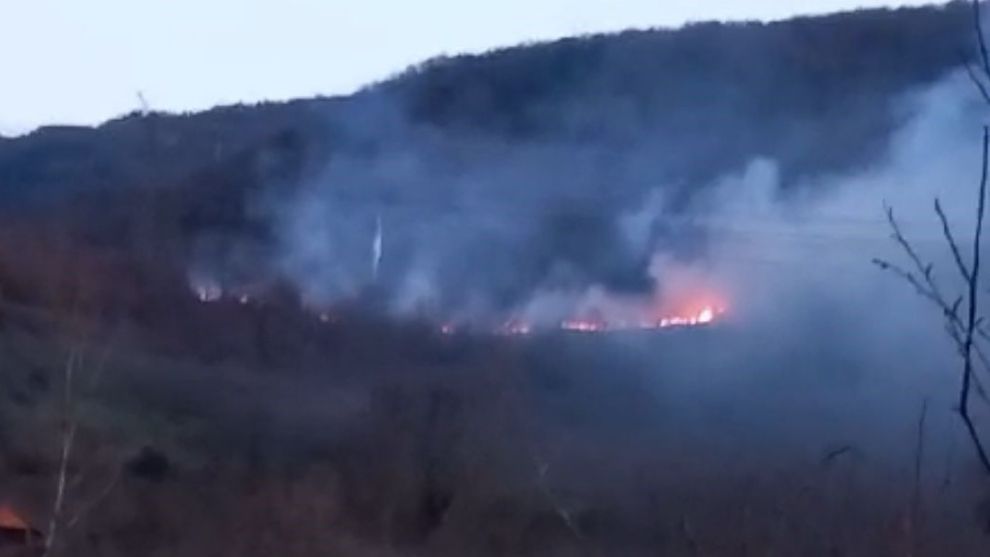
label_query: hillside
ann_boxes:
[0,2,979,324]
[2,3,990,556]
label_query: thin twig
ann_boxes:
[874,204,990,384]
[821,445,858,466]
[872,257,990,404]
[934,198,971,281]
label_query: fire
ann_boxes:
[261,255,731,339]
[547,277,729,336]
[307,300,725,338]
[557,304,725,335]
[445,298,727,337]
[434,275,729,337]
[697,306,714,324]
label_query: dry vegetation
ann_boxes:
[0,253,984,556]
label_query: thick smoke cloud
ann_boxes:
[262,89,723,323]
[262,69,985,334]
[630,72,990,470]
[250,69,990,478]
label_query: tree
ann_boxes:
[875,0,990,474]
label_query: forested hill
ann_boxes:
[0,2,977,282]
[0,2,975,201]
[384,2,970,182]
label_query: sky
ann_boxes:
[0,0,938,135]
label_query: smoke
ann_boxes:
[599,71,990,470]
[159,9,990,520]
[256,94,657,319]
[227,58,983,355]
[263,71,977,334]
[275,68,988,472]
[183,54,990,489]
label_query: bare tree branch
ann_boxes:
[935,198,972,281]
[874,206,968,345]
[877,104,990,473]
[873,255,990,405]
[957,126,990,474]
[872,259,942,307]
[875,202,990,385]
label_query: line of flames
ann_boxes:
[444,305,724,337]
[191,281,724,337]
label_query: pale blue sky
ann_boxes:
[1,1,936,134]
